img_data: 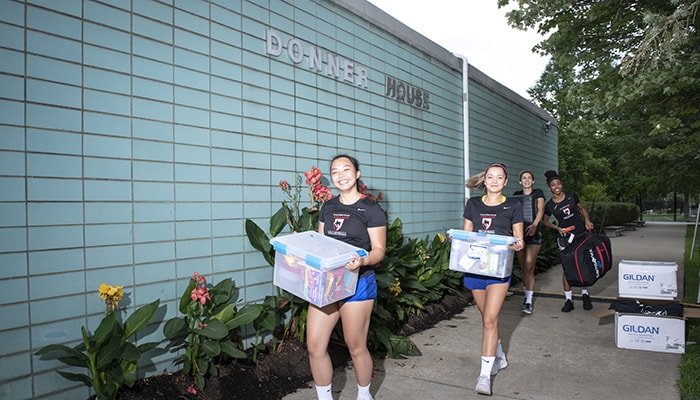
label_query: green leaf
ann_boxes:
[137,341,160,354]
[199,319,228,340]
[210,303,236,323]
[56,355,89,367]
[220,340,247,359]
[225,304,262,329]
[122,361,137,387]
[34,344,88,363]
[124,299,159,340]
[245,218,272,253]
[121,342,140,362]
[195,373,206,390]
[255,309,277,331]
[95,335,122,369]
[163,317,187,339]
[56,370,92,386]
[212,278,233,298]
[201,340,221,357]
[92,311,118,348]
[388,334,422,358]
[179,280,197,314]
[269,207,289,237]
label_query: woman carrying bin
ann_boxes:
[308,154,386,400]
[462,162,524,396]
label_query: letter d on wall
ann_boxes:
[266,28,282,56]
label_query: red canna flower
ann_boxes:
[304,166,322,185]
[189,273,211,305]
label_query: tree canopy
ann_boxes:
[498,0,700,208]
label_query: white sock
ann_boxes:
[524,289,534,303]
[581,288,589,295]
[357,383,372,400]
[480,356,496,377]
[496,339,505,359]
[564,290,573,300]
[315,383,333,400]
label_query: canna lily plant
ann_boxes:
[162,272,262,392]
[35,285,160,400]
[246,166,334,267]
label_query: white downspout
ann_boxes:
[454,54,470,201]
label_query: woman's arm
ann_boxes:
[542,213,567,235]
[577,203,594,230]
[346,225,386,271]
[511,221,525,251]
[363,225,387,267]
[463,218,474,231]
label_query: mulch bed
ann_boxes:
[117,290,472,400]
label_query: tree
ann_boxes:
[499,0,700,204]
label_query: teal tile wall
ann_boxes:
[0,0,475,398]
[468,81,558,188]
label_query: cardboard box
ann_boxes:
[447,229,515,278]
[618,260,678,300]
[614,313,685,354]
[270,231,367,307]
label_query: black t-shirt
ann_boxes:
[463,196,523,236]
[319,195,386,251]
[544,191,586,236]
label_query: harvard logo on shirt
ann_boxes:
[333,215,348,231]
[481,215,494,230]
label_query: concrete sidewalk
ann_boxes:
[282,222,690,400]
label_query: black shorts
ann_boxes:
[524,229,543,245]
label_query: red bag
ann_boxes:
[559,233,612,287]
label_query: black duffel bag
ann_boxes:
[559,233,613,287]
[609,299,684,317]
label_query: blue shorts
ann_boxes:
[463,273,511,290]
[343,271,377,302]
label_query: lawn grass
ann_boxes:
[643,213,696,223]
[679,225,700,399]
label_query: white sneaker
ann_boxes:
[475,375,491,395]
[491,355,508,375]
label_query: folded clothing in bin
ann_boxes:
[270,231,368,307]
[447,229,516,279]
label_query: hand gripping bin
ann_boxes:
[270,231,368,307]
[447,229,516,278]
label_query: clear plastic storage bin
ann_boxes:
[270,231,368,307]
[447,229,516,278]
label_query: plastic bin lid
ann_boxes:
[447,229,516,245]
[270,231,368,270]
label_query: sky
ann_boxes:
[366,0,550,100]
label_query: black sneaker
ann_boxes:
[582,294,593,310]
[522,302,533,315]
[561,299,574,312]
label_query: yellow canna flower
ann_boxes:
[437,233,445,243]
[388,277,402,296]
[98,283,124,313]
